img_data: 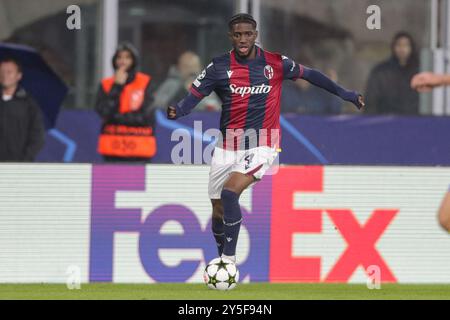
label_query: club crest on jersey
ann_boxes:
[264,65,274,80]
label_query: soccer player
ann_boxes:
[167,13,365,262]
[411,72,450,232]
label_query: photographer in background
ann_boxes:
[0,57,45,162]
[95,43,156,162]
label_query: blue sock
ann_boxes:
[221,189,242,257]
[211,218,225,256]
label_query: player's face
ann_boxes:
[0,62,22,89]
[115,50,134,71]
[229,23,258,58]
[393,37,412,62]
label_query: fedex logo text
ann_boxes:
[88,165,398,283]
[269,166,398,283]
[89,165,271,282]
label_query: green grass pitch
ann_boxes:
[0,283,450,300]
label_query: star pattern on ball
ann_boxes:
[227,274,236,285]
[213,259,229,270]
[207,274,218,285]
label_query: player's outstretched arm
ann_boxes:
[167,92,202,120]
[301,67,365,110]
[411,72,450,92]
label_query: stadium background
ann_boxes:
[1,0,450,289]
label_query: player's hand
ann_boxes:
[411,72,442,92]
[355,94,365,110]
[114,67,128,85]
[167,106,177,120]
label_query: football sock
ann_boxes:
[211,217,225,256]
[221,189,242,257]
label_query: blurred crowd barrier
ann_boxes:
[36,109,450,165]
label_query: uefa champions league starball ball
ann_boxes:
[203,258,239,291]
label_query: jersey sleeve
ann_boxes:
[190,61,220,98]
[282,55,304,81]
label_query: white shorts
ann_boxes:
[208,146,279,199]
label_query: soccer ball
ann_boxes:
[203,257,239,291]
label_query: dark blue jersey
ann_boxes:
[189,46,303,148]
[175,45,362,149]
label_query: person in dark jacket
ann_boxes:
[0,57,45,162]
[95,42,156,162]
[365,32,420,115]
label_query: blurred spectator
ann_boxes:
[153,51,221,111]
[95,42,156,162]
[365,32,419,115]
[0,57,45,162]
[281,67,343,114]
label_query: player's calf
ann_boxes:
[211,199,225,255]
[221,189,242,261]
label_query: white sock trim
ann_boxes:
[221,254,236,263]
[222,218,243,227]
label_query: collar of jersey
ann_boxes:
[232,45,263,65]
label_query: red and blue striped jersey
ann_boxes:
[189,46,303,149]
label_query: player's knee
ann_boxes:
[221,189,242,224]
[221,189,240,204]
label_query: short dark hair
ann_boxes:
[0,57,23,73]
[228,13,257,30]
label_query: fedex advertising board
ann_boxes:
[0,164,450,283]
